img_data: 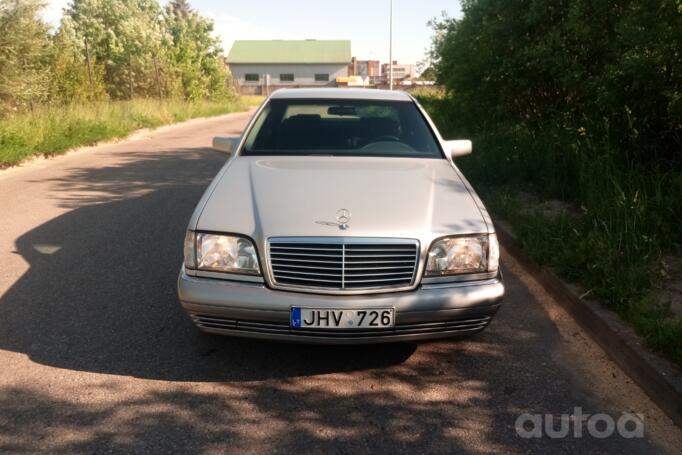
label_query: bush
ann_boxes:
[421,0,682,364]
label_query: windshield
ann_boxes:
[242,98,443,158]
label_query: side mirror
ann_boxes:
[445,139,472,159]
[212,136,241,154]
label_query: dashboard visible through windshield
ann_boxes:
[242,98,443,158]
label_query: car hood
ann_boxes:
[195,156,488,242]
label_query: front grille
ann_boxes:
[268,238,419,291]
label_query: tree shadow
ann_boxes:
[1,148,418,381]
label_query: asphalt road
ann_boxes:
[0,110,680,454]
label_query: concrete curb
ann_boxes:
[495,220,682,428]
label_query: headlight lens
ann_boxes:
[426,234,499,275]
[184,231,260,275]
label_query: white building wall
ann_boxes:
[229,64,349,87]
[382,64,417,80]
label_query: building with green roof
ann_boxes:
[226,40,351,94]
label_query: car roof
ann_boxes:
[269,88,413,102]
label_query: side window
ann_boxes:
[244,73,259,82]
[280,74,295,82]
[244,104,272,151]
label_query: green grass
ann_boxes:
[482,188,681,363]
[416,94,682,366]
[0,96,263,167]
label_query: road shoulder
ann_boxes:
[496,219,682,429]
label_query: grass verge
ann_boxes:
[0,96,263,167]
[415,91,682,366]
[481,187,681,366]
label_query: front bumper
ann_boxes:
[177,269,504,344]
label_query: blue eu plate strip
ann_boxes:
[291,307,301,328]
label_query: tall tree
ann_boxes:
[0,0,236,111]
[429,0,681,165]
[66,0,171,99]
[48,17,107,103]
[0,0,51,112]
[164,0,233,101]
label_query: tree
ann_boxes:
[66,0,171,99]
[0,0,236,111]
[48,17,107,103]
[164,0,233,101]
[0,0,51,113]
[428,0,681,165]
[418,66,437,81]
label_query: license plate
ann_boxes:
[291,307,394,329]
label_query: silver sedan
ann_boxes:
[178,88,504,343]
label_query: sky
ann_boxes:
[42,0,462,66]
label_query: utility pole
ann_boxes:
[389,0,394,90]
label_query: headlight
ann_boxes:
[426,234,499,275]
[184,231,260,275]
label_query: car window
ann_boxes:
[242,99,443,158]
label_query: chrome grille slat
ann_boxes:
[273,269,344,277]
[271,252,344,258]
[270,246,342,251]
[343,254,416,258]
[344,249,416,253]
[343,271,414,277]
[273,264,343,271]
[273,274,343,284]
[346,261,412,267]
[271,258,344,265]
[269,238,419,291]
[343,276,413,283]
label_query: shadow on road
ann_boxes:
[1,148,419,381]
[0,147,659,453]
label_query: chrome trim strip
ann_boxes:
[194,270,265,283]
[420,271,498,284]
[420,278,500,290]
